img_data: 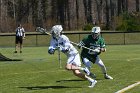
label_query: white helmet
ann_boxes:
[92,26,101,33]
[51,25,63,39]
[91,26,101,40]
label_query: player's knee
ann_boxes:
[65,64,71,70]
[73,70,81,76]
[75,70,81,74]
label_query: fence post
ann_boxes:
[36,34,38,46]
[78,33,80,43]
[124,32,125,45]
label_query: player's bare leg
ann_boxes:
[72,69,97,88]
[14,44,19,53]
[66,64,91,75]
[19,44,22,53]
[66,64,97,88]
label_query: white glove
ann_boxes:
[60,46,69,53]
[94,48,100,53]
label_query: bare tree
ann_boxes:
[136,0,139,12]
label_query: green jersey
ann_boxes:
[80,34,105,62]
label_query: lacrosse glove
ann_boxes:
[48,48,55,54]
[94,48,101,55]
[77,41,84,49]
[61,48,69,53]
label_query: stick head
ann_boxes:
[36,27,46,33]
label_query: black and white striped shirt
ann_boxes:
[16,27,25,37]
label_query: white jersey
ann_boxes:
[49,35,78,56]
[16,27,25,37]
[49,35,81,66]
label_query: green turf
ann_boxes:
[0,45,140,93]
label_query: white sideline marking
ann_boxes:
[115,81,140,93]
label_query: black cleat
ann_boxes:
[14,51,17,53]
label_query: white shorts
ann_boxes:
[67,53,81,66]
[83,56,104,67]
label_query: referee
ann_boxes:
[14,24,25,53]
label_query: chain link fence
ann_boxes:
[0,31,140,47]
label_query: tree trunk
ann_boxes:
[136,0,139,12]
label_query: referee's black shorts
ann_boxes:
[15,36,23,44]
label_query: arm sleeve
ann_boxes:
[100,38,106,48]
[48,38,56,50]
[22,27,25,32]
[22,28,25,37]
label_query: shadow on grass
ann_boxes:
[0,53,22,61]
[19,85,81,90]
[56,79,102,83]
[56,79,85,83]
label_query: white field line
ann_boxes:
[127,57,140,60]
[102,57,140,61]
[115,81,140,93]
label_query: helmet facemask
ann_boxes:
[91,27,101,40]
[92,32,100,40]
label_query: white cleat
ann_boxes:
[84,67,90,75]
[104,74,113,80]
[88,80,97,88]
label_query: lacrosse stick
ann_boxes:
[36,27,51,35]
[36,27,62,68]
[36,27,99,52]
[57,40,62,68]
[70,41,98,52]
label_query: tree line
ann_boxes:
[0,0,140,32]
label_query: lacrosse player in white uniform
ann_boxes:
[48,25,97,88]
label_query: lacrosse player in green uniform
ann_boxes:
[78,26,113,79]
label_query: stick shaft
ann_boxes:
[57,39,62,68]
[58,47,62,68]
[44,32,51,36]
[44,33,95,52]
[70,41,96,52]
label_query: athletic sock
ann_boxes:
[85,75,94,82]
[79,67,85,71]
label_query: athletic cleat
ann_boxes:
[14,51,17,53]
[84,67,90,75]
[88,80,97,88]
[104,74,113,79]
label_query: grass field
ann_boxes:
[0,45,140,93]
